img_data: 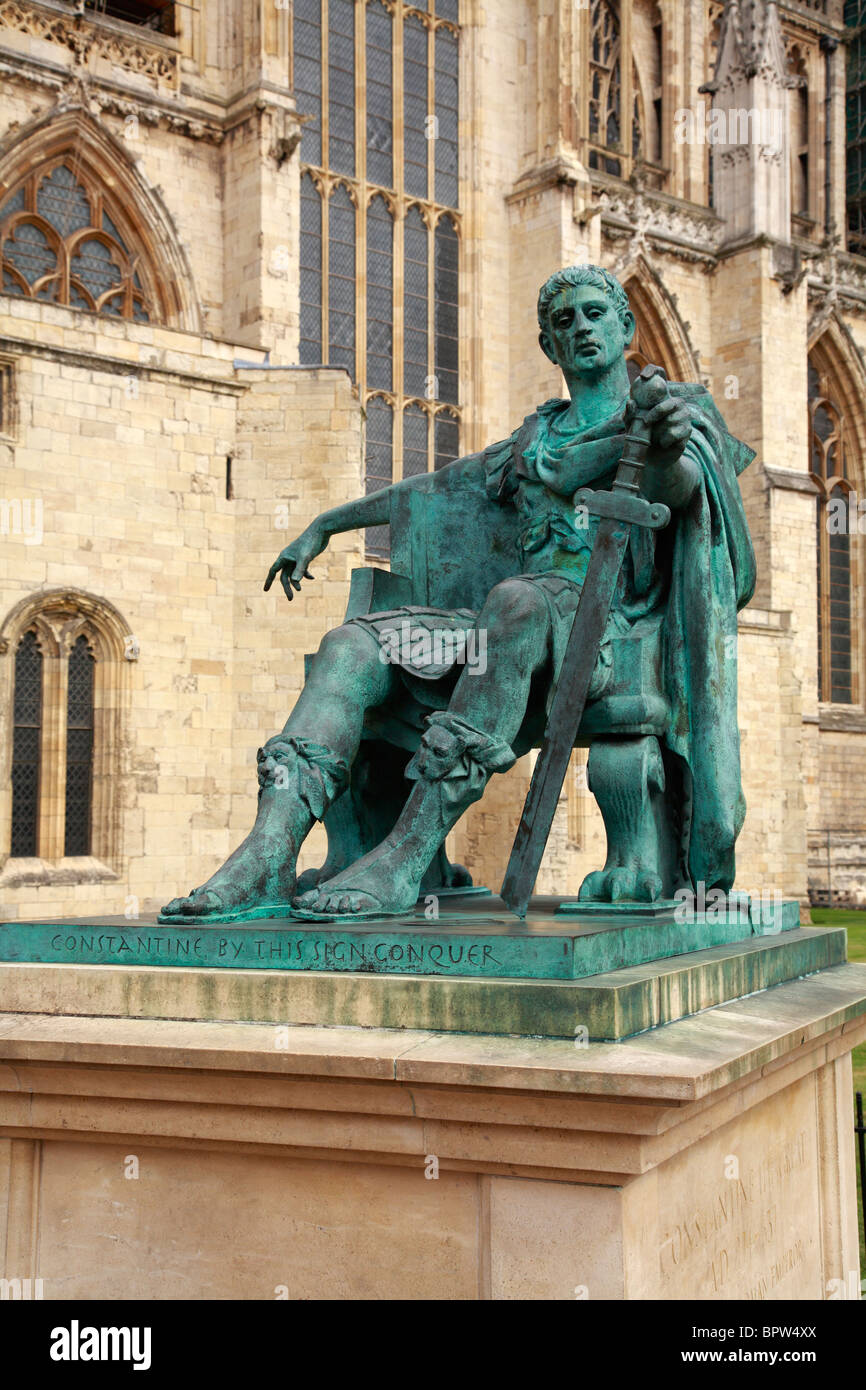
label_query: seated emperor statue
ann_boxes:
[161,264,756,924]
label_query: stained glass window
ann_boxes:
[328,184,356,376]
[366,0,393,188]
[434,215,458,405]
[328,0,356,176]
[295,0,323,166]
[435,27,459,208]
[300,172,323,364]
[846,1,866,254]
[587,1,647,180]
[293,2,462,552]
[810,359,854,703]
[0,160,155,321]
[365,396,393,556]
[404,207,429,400]
[64,635,95,857]
[36,164,92,237]
[367,195,393,391]
[404,16,429,199]
[10,630,42,858]
[434,408,459,471]
[403,402,429,477]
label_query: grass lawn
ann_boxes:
[810,908,866,1284]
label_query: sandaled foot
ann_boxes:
[158,885,295,924]
[292,845,421,919]
[159,802,299,923]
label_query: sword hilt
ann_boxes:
[614,363,669,494]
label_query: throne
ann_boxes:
[300,453,685,903]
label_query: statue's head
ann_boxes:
[537,264,635,378]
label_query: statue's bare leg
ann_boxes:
[160,625,397,920]
[295,580,555,918]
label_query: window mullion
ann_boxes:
[357,3,367,390]
[394,7,405,477]
[427,210,435,472]
[620,2,633,174]
[426,15,436,474]
[427,16,435,204]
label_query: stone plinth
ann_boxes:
[0,944,864,1299]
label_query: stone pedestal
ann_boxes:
[0,910,864,1300]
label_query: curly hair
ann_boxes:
[537,264,631,329]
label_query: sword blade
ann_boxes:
[500,516,631,917]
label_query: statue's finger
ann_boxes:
[304,569,314,580]
[645,399,677,422]
[279,569,294,602]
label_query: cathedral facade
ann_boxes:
[0,0,863,919]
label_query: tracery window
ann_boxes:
[846,0,866,255]
[293,0,461,556]
[587,0,662,181]
[809,360,855,704]
[10,630,42,858]
[64,635,96,858]
[788,44,812,226]
[0,159,157,321]
[3,592,132,868]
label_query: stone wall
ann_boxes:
[2,0,865,914]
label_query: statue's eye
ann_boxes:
[555,309,574,328]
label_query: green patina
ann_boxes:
[148,263,758,936]
[0,897,800,982]
[0,920,843,1041]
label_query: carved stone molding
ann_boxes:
[0,0,180,87]
[807,243,866,317]
[593,176,725,268]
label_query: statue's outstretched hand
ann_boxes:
[264,522,327,602]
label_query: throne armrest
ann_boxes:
[343,566,414,621]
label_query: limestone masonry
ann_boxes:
[1,0,864,914]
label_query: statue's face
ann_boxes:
[539,283,635,377]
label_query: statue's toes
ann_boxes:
[161,896,188,917]
[181,889,222,917]
[293,887,321,909]
[343,892,380,914]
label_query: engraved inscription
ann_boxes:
[46,930,504,974]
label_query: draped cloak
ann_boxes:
[498,384,757,895]
[353,384,756,895]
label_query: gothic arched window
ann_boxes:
[622,276,685,383]
[10,629,43,858]
[587,1,661,180]
[64,634,96,858]
[0,159,157,322]
[292,0,462,556]
[810,360,855,704]
[2,592,133,869]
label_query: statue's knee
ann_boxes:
[483,578,549,632]
[316,622,378,668]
